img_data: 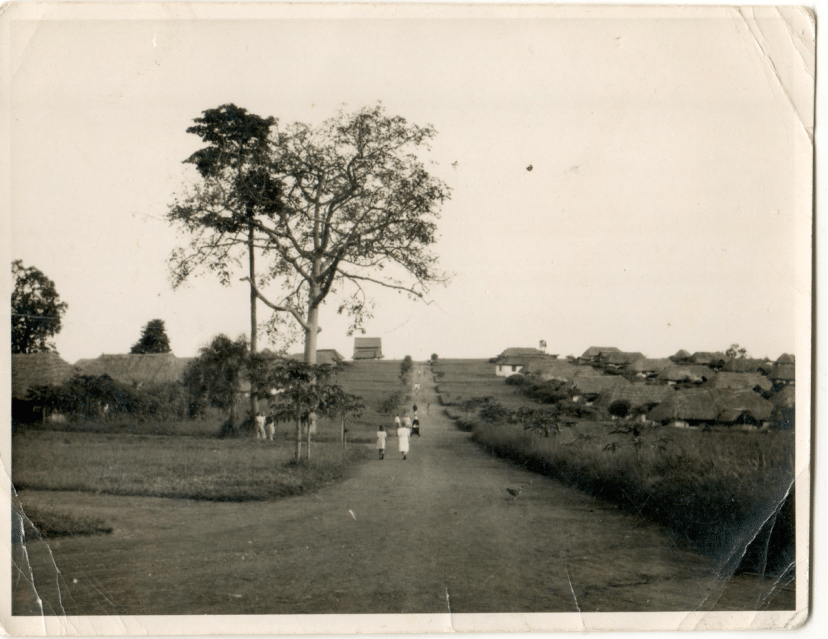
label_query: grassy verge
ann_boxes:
[20,507,113,540]
[13,430,370,501]
[463,417,794,575]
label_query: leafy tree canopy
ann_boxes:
[11,260,68,354]
[169,103,451,355]
[130,319,172,354]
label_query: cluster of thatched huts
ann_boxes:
[492,346,795,428]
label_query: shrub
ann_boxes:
[478,401,509,423]
[521,380,569,404]
[504,373,525,385]
[608,400,632,418]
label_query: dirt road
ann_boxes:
[14,363,791,615]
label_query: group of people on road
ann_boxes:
[377,405,423,461]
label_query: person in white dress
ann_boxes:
[254,412,267,440]
[376,425,387,460]
[397,422,411,460]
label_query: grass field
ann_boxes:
[432,358,796,575]
[13,360,410,511]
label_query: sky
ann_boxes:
[5,3,814,363]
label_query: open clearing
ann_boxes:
[13,363,792,615]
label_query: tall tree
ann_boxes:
[130,319,172,354]
[169,104,282,418]
[168,103,451,364]
[11,260,69,354]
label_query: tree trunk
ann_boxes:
[341,415,345,450]
[248,225,259,423]
[303,278,321,459]
[303,304,320,364]
[295,417,302,462]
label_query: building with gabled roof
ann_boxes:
[353,337,383,360]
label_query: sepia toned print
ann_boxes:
[1,2,813,634]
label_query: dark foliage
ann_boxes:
[130,319,172,354]
[11,260,68,354]
[504,373,525,385]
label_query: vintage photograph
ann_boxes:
[1,2,814,634]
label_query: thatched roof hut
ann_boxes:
[671,349,692,362]
[523,359,597,382]
[656,365,717,383]
[627,358,673,374]
[702,372,772,393]
[580,346,620,360]
[597,351,645,367]
[75,353,192,386]
[721,358,773,373]
[599,383,675,409]
[772,385,795,409]
[689,351,727,366]
[776,353,795,365]
[12,352,78,400]
[570,375,630,396]
[768,365,795,383]
[649,389,773,424]
[497,347,546,359]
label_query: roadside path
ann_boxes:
[14,363,788,615]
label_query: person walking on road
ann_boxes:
[397,420,411,460]
[412,415,421,437]
[394,413,401,429]
[376,425,387,460]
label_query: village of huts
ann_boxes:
[489,345,794,429]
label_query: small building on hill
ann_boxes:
[75,353,192,388]
[353,337,384,360]
[496,347,548,359]
[12,352,78,422]
[776,353,795,365]
[493,347,552,376]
